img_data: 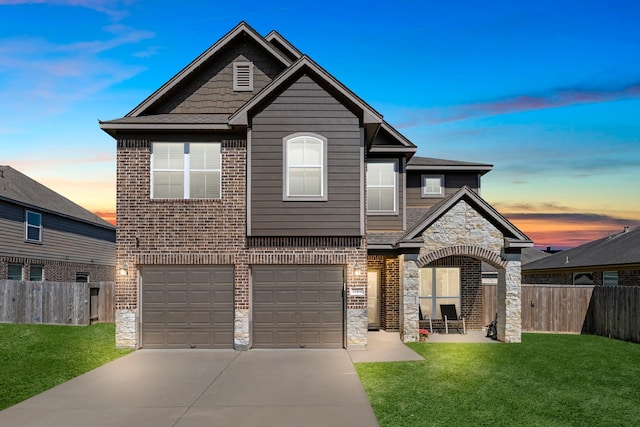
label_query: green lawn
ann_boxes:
[356,334,640,426]
[0,323,132,410]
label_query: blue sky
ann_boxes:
[1,0,639,248]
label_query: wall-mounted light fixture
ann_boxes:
[354,262,361,276]
[118,262,129,276]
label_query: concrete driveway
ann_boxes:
[0,349,380,427]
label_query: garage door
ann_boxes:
[252,265,344,348]
[141,266,234,349]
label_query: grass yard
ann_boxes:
[0,323,132,410]
[356,334,640,426]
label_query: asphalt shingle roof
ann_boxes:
[523,226,640,271]
[0,166,114,229]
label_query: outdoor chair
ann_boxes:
[440,304,466,334]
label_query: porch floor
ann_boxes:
[425,329,500,343]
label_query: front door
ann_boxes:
[367,269,380,329]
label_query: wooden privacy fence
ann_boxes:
[582,286,640,343]
[483,284,594,333]
[0,280,114,325]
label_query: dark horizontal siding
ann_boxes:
[0,217,115,265]
[250,74,362,237]
[0,200,115,243]
[406,172,480,207]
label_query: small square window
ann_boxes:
[8,263,23,280]
[422,175,444,198]
[573,272,593,285]
[603,271,618,286]
[29,265,44,281]
[76,272,89,283]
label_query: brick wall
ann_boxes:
[366,255,400,331]
[0,256,114,282]
[524,269,640,286]
[116,137,367,347]
[422,255,482,329]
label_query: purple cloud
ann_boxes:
[396,80,640,127]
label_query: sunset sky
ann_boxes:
[2,0,639,249]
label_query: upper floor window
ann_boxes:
[367,161,397,214]
[25,210,42,243]
[233,61,253,91]
[284,134,326,200]
[422,174,444,198]
[151,142,221,199]
[7,263,23,280]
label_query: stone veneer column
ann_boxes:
[400,254,420,342]
[346,308,368,349]
[115,309,137,348]
[234,308,249,350]
[497,259,522,343]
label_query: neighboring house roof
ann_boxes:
[401,186,531,245]
[484,248,549,272]
[0,166,115,230]
[523,226,640,271]
[407,156,493,174]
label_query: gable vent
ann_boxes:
[233,61,253,92]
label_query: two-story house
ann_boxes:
[0,165,115,284]
[100,22,532,350]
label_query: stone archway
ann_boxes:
[400,246,522,343]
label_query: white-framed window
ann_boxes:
[418,268,461,320]
[29,265,44,281]
[25,210,42,243]
[573,272,594,285]
[367,160,397,214]
[283,134,327,200]
[7,263,23,280]
[75,272,89,283]
[151,142,221,199]
[233,61,253,91]
[422,174,444,197]
[603,271,618,286]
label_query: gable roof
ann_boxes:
[0,166,114,229]
[265,30,303,62]
[401,186,531,244]
[126,22,292,118]
[367,121,417,156]
[407,156,493,174]
[228,55,383,129]
[523,226,640,271]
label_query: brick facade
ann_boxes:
[423,255,482,329]
[116,138,367,349]
[1,256,114,282]
[367,255,400,331]
[523,269,640,286]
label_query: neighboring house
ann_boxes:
[482,248,550,284]
[523,226,640,286]
[99,22,532,350]
[0,166,115,283]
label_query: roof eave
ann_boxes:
[126,22,292,118]
[229,56,383,128]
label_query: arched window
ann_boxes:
[283,133,327,200]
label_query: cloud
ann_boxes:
[396,80,640,127]
[0,0,132,21]
[504,212,640,249]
